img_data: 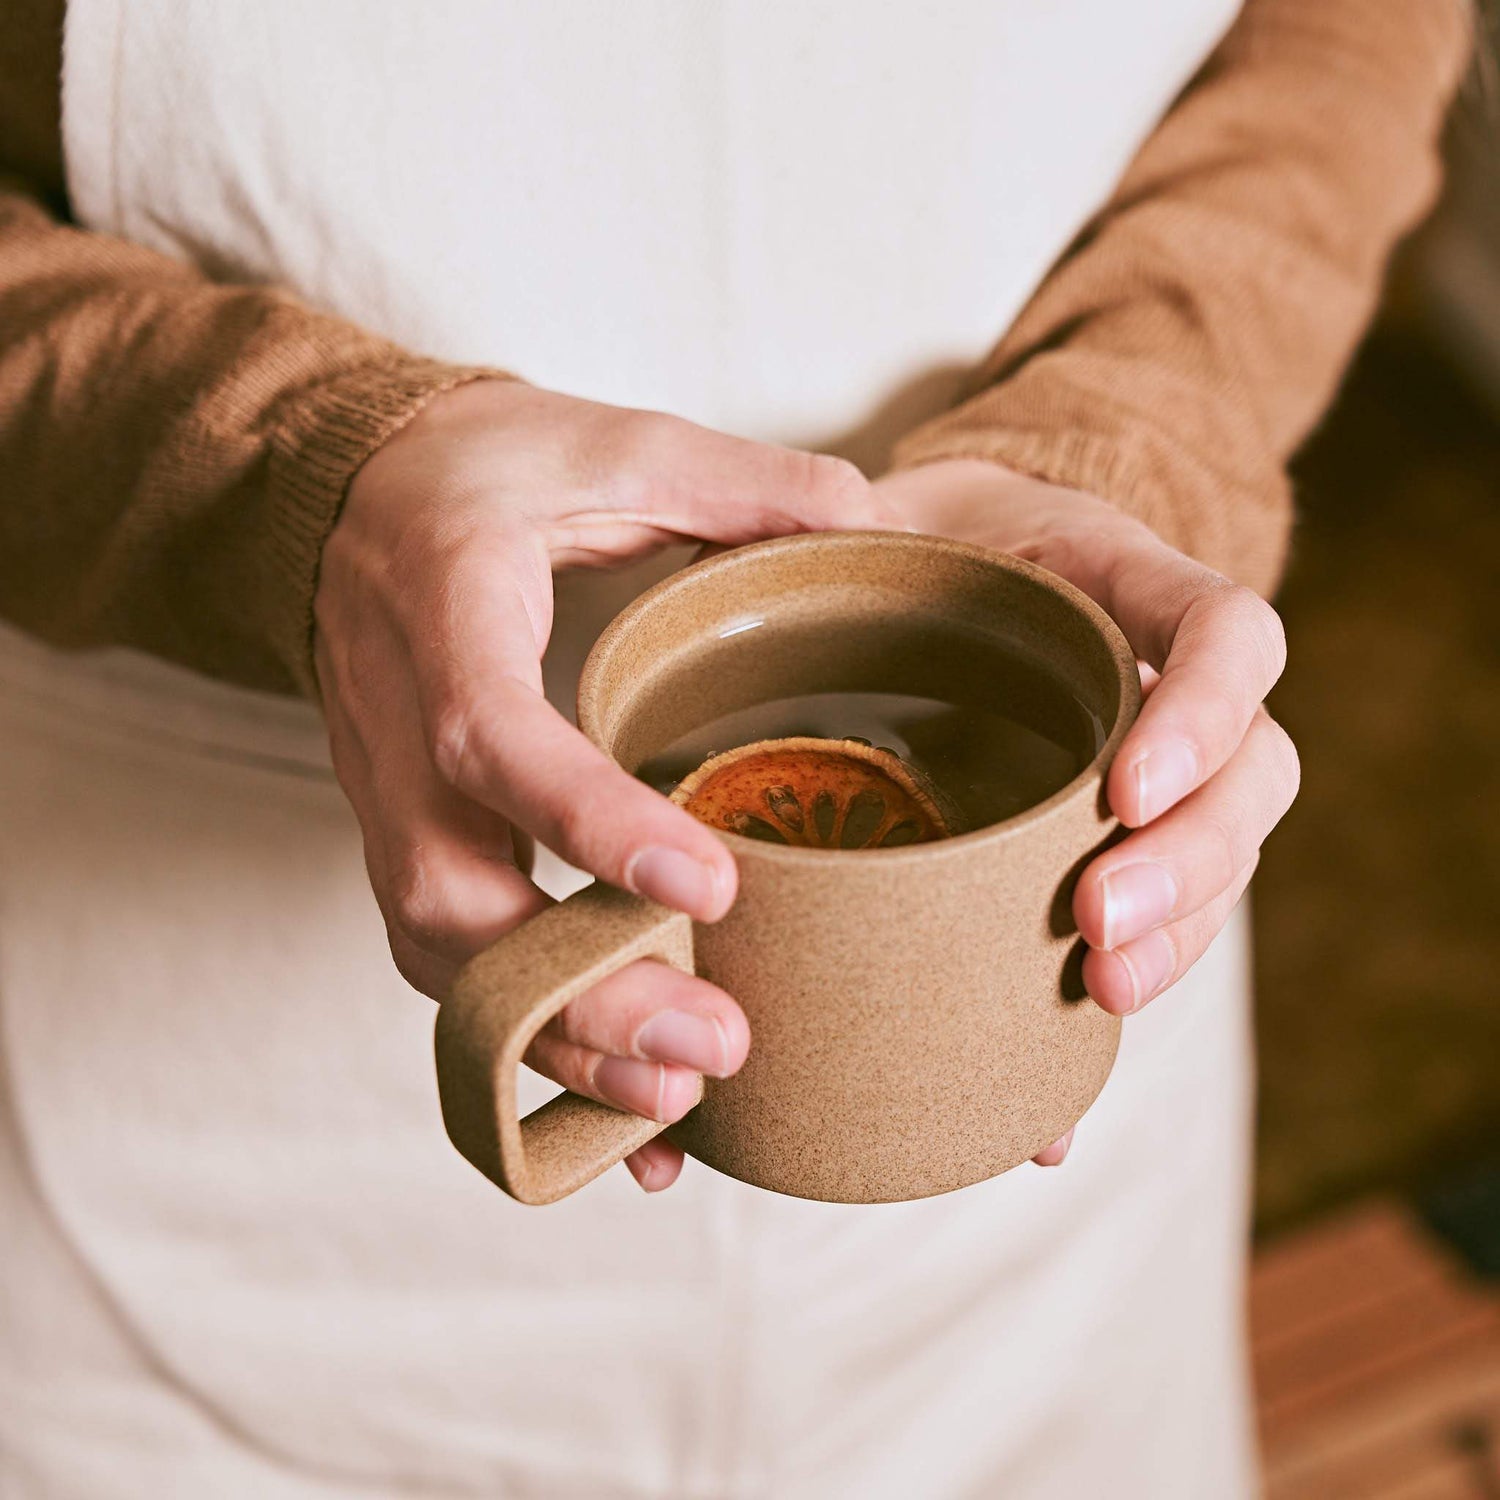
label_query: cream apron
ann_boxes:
[1,3,1255,1495]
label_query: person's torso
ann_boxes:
[0,6,1255,1495]
[64,0,1239,464]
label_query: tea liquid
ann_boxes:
[638,687,1098,836]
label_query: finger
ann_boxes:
[524,958,751,1120]
[1032,1127,1075,1167]
[542,960,750,1078]
[416,578,738,923]
[1074,710,1298,951]
[372,829,550,995]
[870,471,1287,835]
[1020,526,1286,829]
[524,1029,704,1123]
[320,655,551,996]
[626,1138,686,1192]
[1083,854,1259,1016]
[587,410,907,543]
[325,678,549,936]
[387,924,476,1002]
[370,815,548,997]
[1105,566,1286,828]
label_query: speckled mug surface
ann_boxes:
[436,532,1141,1205]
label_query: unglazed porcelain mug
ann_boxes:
[435,532,1141,1205]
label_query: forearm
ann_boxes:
[0,178,498,695]
[891,0,1473,596]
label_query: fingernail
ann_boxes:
[1132,742,1199,823]
[1118,930,1176,1013]
[1100,862,1179,948]
[628,847,721,919]
[637,1011,731,1076]
[1035,1128,1074,1167]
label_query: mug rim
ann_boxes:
[578,530,1141,865]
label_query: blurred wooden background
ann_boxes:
[1249,36,1500,1497]
[1252,52,1500,1238]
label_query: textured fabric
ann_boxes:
[0,0,501,695]
[0,618,1258,1499]
[0,1,1472,1496]
[891,0,1473,595]
[0,0,1470,701]
[58,0,1235,456]
[0,178,500,695]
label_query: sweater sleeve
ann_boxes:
[0,175,502,696]
[890,0,1474,596]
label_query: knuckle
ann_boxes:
[551,998,589,1049]
[1261,605,1289,682]
[426,693,481,788]
[604,410,687,503]
[1265,717,1302,811]
[1254,708,1302,816]
[1018,525,1084,579]
[386,944,444,1000]
[628,407,688,455]
[525,1031,598,1098]
[550,795,591,857]
[1190,676,1247,746]
[1199,810,1242,894]
[550,786,616,868]
[386,850,459,951]
[797,451,872,520]
[1167,914,1216,978]
[1192,857,1258,952]
[1163,569,1228,635]
[1221,585,1287,685]
[808,451,867,499]
[554,991,614,1051]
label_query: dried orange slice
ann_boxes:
[669,736,959,849]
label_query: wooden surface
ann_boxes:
[1253,1200,1500,1498]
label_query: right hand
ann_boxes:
[313,379,899,1190]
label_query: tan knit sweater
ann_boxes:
[0,0,1472,698]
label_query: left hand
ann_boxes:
[875,460,1301,1166]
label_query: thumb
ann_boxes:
[637,419,910,545]
[413,563,739,923]
[434,673,739,924]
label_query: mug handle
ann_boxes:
[434,882,699,1205]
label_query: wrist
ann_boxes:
[263,360,501,697]
[342,375,520,516]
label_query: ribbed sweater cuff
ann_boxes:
[266,358,508,695]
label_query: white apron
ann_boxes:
[1,3,1255,1496]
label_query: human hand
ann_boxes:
[314,380,897,1189]
[875,460,1300,1165]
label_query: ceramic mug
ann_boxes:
[435,531,1140,1205]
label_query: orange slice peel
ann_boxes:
[669,736,959,849]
